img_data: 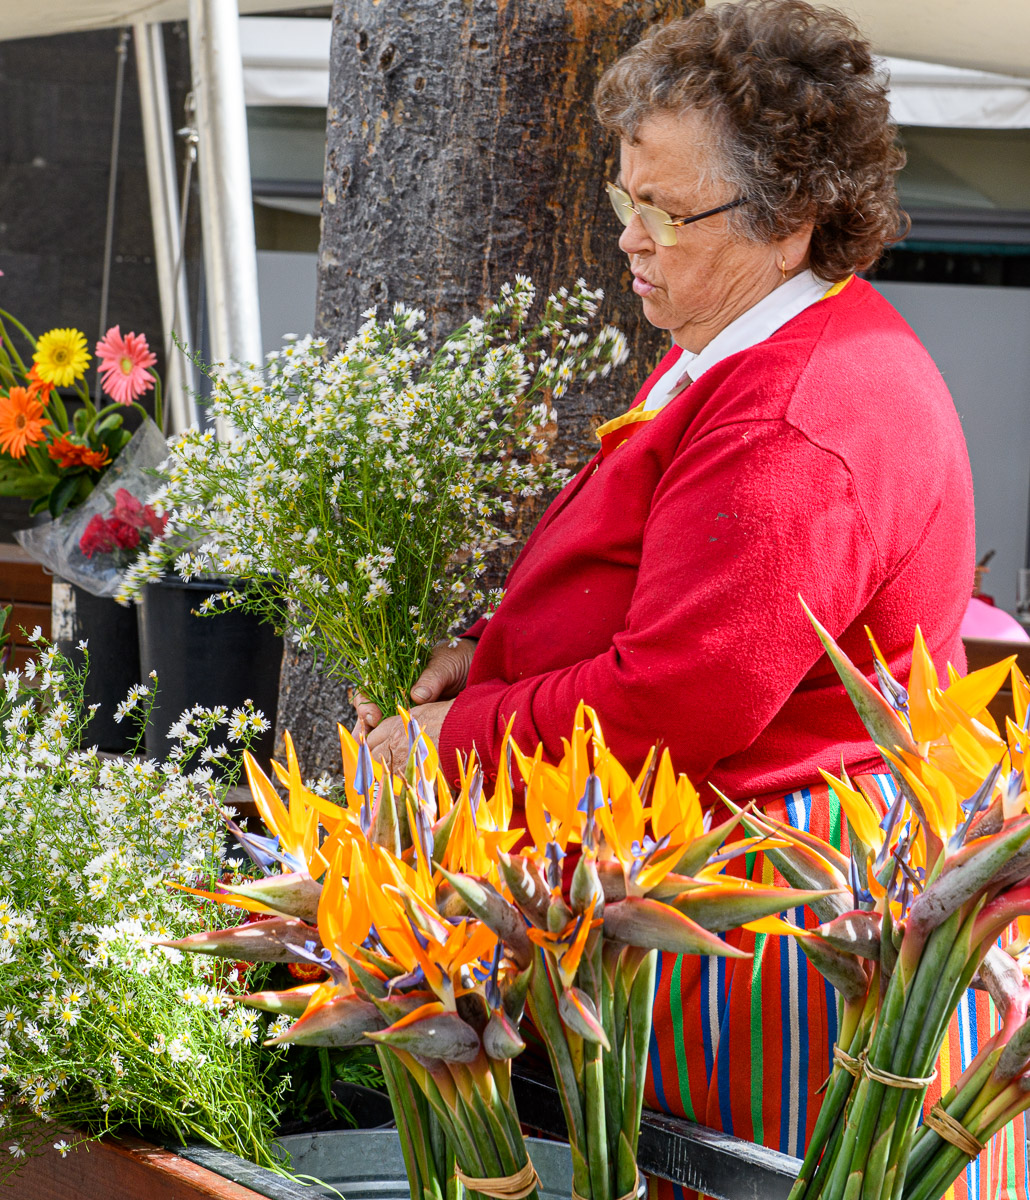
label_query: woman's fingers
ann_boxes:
[367,714,408,766]
[352,692,383,731]
[410,639,476,703]
[367,702,451,766]
[352,640,474,737]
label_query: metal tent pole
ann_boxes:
[186,0,263,396]
[133,21,199,434]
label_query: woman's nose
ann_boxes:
[618,214,653,257]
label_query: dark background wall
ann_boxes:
[0,23,197,537]
[0,24,200,364]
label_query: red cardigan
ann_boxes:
[438,277,975,802]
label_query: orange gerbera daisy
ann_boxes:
[48,434,109,472]
[0,387,50,458]
[26,364,54,404]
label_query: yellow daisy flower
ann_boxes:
[33,328,91,388]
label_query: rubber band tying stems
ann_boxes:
[861,1055,937,1090]
[831,1046,937,1090]
[573,1168,643,1200]
[833,1045,862,1078]
[455,1160,540,1199]
[925,1104,986,1159]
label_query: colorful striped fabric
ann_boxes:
[644,778,1029,1200]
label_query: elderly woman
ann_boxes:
[358,2,1026,1194]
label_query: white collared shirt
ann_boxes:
[642,269,833,412]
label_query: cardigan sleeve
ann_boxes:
[437,416,884,786]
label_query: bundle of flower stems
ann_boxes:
[764,604,1030,1200]
[162,708,823,1200]
[440,709,831,1200]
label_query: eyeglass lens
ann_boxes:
[605,183,678,247]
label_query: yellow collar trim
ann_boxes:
[594,274,854,448]
[595,404,660,443]
[821,275,853,300]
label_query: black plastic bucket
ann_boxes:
[136,576,282,763]
[52,578,141,753]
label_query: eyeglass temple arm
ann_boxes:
[668,196,749,228]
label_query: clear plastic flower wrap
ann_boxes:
[15,420,168,598]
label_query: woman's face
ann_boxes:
[617,110,810,353]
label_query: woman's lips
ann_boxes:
[632,275,656,297]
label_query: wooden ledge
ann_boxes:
[9,1134,273,1200]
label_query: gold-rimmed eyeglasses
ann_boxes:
[605,182,749,247]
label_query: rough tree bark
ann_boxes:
[276,0,701,774]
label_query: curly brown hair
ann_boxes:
[594,0,907,280]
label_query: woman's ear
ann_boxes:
[777,221,816,273]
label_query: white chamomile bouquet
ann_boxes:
[118,276,628,715]
[0,633,285,1179]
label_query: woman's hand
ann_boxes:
[366,699,454,767]
[352,638,477,730]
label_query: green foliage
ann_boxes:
[0,638,285,1181]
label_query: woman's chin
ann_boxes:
[637,295,676,329]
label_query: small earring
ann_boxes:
[779,255,788,281]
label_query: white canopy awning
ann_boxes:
[240,16,330,107]
[710,0,1030,82]
[232,17,1030,130]
[0,0,317,42]
[883,57,1030,129]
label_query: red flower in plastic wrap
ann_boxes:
[112,487,166,538]
[79,514,117,558]
[79,490,166,559]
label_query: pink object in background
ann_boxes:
[961,596,1030,643]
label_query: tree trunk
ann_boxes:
[276,0,701,774]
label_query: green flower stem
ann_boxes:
[789,980,878,1200]
[486,1056,537,1177]
[905,1045,1004,1179]
[584,1038,610,1200]
[609,943,631,1070]
[619,947,656,1199]
[803,1093,851,1200]
[82,400,148,439]
[840,906,960,1200]
[528,953,588,1151]
[527,952,590,1198]
[0,308,34,373]
[601,955,622,1176]
[150,369,164,433]
[865,907,974,1200]
[857,966,938,1198]
[578,928,612,1200]
[24,439,57,482]
[452,1061,513,1176]
[488,1064,534,1173]
[822,969,907,1200]
[881,937,987,1200]
[901,1079,1030,1200]
[387,1047,542,1200]
[377,1047,446,1200]
[420,1060,485,1173]
[524,935,654,1200]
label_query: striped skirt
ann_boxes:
[644,779,1029,1200]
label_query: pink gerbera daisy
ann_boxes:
[95,326,158,406]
